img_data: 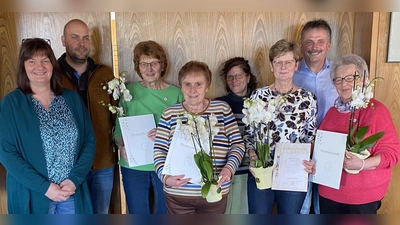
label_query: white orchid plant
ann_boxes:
[99,71,132,116]
[176,112,220,199]
[347,71,384,154]
[242,96,287,168]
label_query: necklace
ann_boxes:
[272,85,293,95]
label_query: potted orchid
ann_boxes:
[177,112,221,203]
[345,71,384,174]
[99,71,132,116]
[242,96,286,189]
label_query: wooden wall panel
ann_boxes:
[373,12,400,214]
[243,12,354,88]
[0,12,18,214]
[116,12,242,99]
[0,12,18,100]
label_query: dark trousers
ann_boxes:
[320,195,381,214]
[165,194,227,214]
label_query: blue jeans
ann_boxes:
[247,171,306,214]
[87,167,114,214]
[300,181,320,214]
[121,167,167,214]
[48,195,75,214]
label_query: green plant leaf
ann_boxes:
[263,143,270,167]
[359,131,385,152]
[354,126,369,144]
[201,181,211,198]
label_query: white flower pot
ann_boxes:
[344,150,371,174]
[250,165,276,190]
[206,184,222,203]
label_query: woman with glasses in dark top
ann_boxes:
[215,57,257,214]
[0,38,95,214]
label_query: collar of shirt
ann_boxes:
[298,58,331,75]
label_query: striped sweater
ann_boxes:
[154,100,245,197]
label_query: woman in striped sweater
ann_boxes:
[153,61,245,214]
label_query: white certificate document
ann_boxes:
[310,129,347,189]
[272,143,311,192]
[118,114,155,167]
[162,123,206,184]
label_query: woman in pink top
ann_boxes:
[318,54,399,214]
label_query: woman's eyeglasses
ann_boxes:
[332,74,359,85]
[226,73,246,81]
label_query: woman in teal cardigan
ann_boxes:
[0,38,96,214]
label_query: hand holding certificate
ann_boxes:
[162,123,203,184]
[272,143,311,192]
[310,129,347,189]
[119,114,156,167]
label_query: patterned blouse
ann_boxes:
[32,95,78,184]
[244,86,317,161]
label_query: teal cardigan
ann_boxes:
[0,89,96,214]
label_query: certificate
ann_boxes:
[272,143,311,192]
[162,123,207,184]
[310,129,347,189]
[119,114,155,167]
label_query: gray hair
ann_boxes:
[330,54,369,82]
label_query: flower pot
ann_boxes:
[250,165,276,190]
[205,183,222,203]
[344,150,371,174]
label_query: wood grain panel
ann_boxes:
[336,13,354,58]
[0,12,18,99]
[0,12,18,214]
[116,12,242,99]
[373,12,400,214]
[353,13,373,66]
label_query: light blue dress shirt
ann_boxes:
[293,58,338,127]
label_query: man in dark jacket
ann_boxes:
[58,19,117,214]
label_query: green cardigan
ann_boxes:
[0,88,96,214]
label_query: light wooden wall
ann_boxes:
[0,12,399,214]
[371,12,400,214]
[117,12,354,99]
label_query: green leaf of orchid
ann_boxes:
[201,181,211,198]
[354,126,369,144]
[359,131,385,152]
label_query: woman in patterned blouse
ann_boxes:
[0,38,96,213]
[246,39,317,214]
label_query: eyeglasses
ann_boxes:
[226,73,246,81]
[272,60,296,68]
[332,74,359,85]
[139,61,161,69]
[22,38,51,45]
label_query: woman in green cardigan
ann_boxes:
[0,38,96,214]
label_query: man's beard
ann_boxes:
[67,48,89,64]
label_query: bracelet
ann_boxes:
[358,159,365,172]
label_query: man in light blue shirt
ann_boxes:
[293,19,338,214]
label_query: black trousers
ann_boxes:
[320,195,381,214]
